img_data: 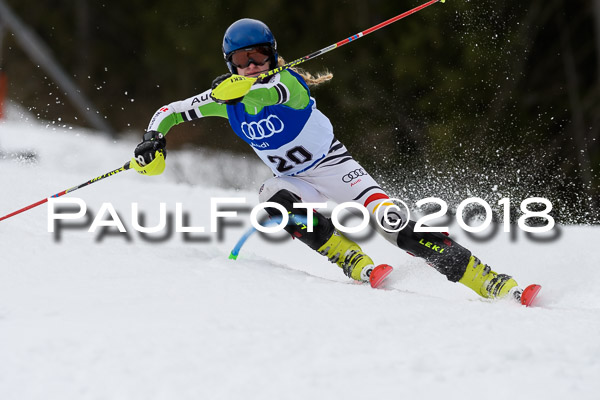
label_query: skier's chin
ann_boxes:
[244,69,269,78]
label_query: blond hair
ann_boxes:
[278,57,333,86]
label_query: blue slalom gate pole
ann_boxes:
[229,216,309,260]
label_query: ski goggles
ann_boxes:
[228,46,272,69]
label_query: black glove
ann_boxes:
[134,130,167,166]
[210,73,244,105]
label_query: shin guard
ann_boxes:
[264,189,335,250]
[396,221,471,282]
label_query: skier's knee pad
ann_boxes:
[264,189,334,250]
[396,221,471,282]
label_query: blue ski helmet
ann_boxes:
[222,18,278,74]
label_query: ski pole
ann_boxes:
[212,0,447,100]
[263,0,446,79]
[0,161,131,222]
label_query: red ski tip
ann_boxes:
[370,264,393,288]
[520,284,541,307]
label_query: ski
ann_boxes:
[512,284,542,307]
[519,284,542,307]
[370,264,394,289]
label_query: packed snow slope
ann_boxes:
[1,112,599,400]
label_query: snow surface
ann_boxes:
[1,111,599,400]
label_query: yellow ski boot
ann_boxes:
[459,256,519,299]
[318,230,376,283]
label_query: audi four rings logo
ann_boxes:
[241,115,285,140]
[342,168,367,183]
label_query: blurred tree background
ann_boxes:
[0,0,598,223]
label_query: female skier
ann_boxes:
[132,18,527,300]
